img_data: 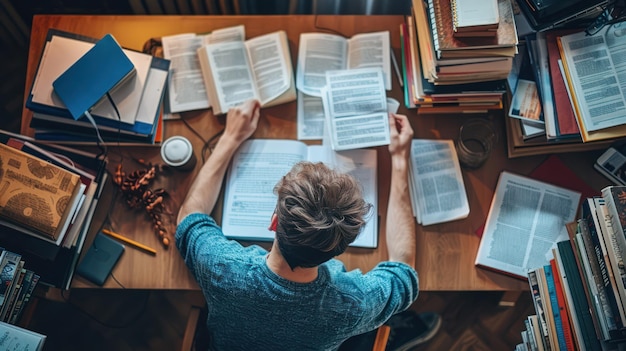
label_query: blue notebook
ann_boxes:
[52,34,135,120]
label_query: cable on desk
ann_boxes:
[180,115,224,163]
[314,15,346,36]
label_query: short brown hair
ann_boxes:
[273,161,372,269]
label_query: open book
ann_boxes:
[475,171,581,279]
[408,139,469,225]
[197,30,296,115]
[222,139,378,248]
[162,25,246,114]
[296,31,391,97]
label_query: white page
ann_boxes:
[245,31,290,105]
[296,33,348,97]
[475,171,581,278]
[222,139,309,240]
[559,25,626,132]
[346,31,392,90]
[321,68,390,150]
[202,40,259,110]
[32,35,152,125]
[297,91,325,140]
[222,139,378,248]
[162,33,211,113]
[409,139,469,226]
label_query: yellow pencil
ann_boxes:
[101,229,157,256]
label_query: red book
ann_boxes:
[544,29,581,137]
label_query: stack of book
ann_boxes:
[0,249,40,326]
[0,129,108,289]
[506,24,626,157]
[401,0,518,113]
[24,29,170,145]
[516,192,626,350]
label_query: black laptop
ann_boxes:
[518,0,608,31]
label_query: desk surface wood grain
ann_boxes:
[21,15,611,291]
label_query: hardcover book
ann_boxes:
[0,143,82,241]
[52,33,136,120]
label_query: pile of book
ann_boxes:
[516,190,626,350]
[506,23,626,157]
[24,29,170,145]
[0,249,39,326]
[401,0,518,113]
[0,129,108,289]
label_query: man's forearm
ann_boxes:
[386,156,416,268]
[176,137,240,225]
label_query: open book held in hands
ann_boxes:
[321,67,390,151]
[197,30,296,115]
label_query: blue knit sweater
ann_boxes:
[176,213,419,351]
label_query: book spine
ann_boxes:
[550,257,576,350]
[544,263,568,350]
[450,0,458,31]
[556,240,602,350]
[599,189,626,326]
[528,270,550,350]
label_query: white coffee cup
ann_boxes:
[161,136,196,171]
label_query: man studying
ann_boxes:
[176,99,440,350]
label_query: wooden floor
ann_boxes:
[24,288,534,351]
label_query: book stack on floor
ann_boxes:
[515,191,626,350]
[401,0,518,113]
[505,23,626,157]
[0,129,108,290]
[25,29,170,145]
[0,249,40,326]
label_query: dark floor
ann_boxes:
[25,289,534,351]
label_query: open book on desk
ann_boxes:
[197,30,296,115]
[408,139,469,226]
[162,25,246,114]
[222,139,378,248]
[475,171,581,279]
[296,31,391,97]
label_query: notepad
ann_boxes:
[451,0,499,32]
[52,34,136,120]
[76,232,125,286]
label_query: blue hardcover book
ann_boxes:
[544,263,568,350]
[52,33,136,120]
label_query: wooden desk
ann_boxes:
[21,15,612,291]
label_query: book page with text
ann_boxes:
[245,31,291,105]
[475,171,581,279]
[322,67,390,150]
[162,33,211,113]
[201,40,259,113]
[296,33,348,96]
[222,139,309,241]
[347,31,392,90]
[409,139,469,225]
[558,25,626,132]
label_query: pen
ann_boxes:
[390,50,403,88]
[101,229,157,256]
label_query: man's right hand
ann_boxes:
[222,99,261,148]
[388,113,414,162]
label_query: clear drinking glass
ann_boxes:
[455,118,497,169]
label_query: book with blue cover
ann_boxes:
[52,33,135,120]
